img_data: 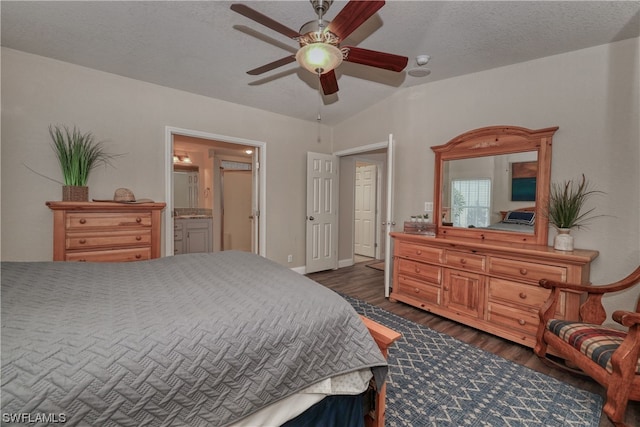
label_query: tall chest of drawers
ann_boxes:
[390,232,598,349]
[47,201,166,262]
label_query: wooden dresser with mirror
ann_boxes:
[390,126,599,349]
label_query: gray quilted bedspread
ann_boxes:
[1,252,387,426]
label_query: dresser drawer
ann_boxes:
[487,302,540,335]
[396,241,443,264]
[488,257,567,283]
[444,250,486,272]
[397,258,441,284]
[65,247,152,262]
[66,230,151,250]
[488,278,565,316]
[396,275,441,305]
[66,212,152,229]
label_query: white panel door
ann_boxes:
[354,164,376,257]
[306,152,339,273]
[222,170,252,252]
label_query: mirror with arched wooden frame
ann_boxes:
[432,125,558,246]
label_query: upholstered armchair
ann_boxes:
[534,266,640,427]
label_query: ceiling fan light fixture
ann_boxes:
[296,42,343,74]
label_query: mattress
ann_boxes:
[1,251,387,426]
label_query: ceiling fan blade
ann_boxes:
[320,70,339,95]
[230,3,300,39]
[327,0,385,40]
[343,46,408,72]
[247,55,297,75]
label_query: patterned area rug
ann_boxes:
[344,295,604,427]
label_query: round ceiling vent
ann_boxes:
[408,54,431,78]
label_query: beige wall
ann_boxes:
[1,48,332,266]
[333,38,640,314]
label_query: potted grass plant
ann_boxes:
[547,174,603,251]
[49,125,117,201]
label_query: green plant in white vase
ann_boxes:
[547,174,603,251]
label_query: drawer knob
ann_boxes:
[79,239,86,244]
[136,217,142,223]
[79,218,86,224]
[519,292,527,299]
[414,267,420,273]
[518,319,526,326]
[443,286,449,291]
[135,254,142,259]
[519,268,528,275]
[416,249,422,255]
[414,288,420,294]
[460,258,467,264]
[136,236,142,241]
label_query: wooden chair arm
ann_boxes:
[537,287,562,335]
[539,266,640,294]
[613,310,640,328]
[539,266,640,325]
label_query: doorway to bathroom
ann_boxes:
[165,127,266,257]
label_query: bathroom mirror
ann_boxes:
[432,125,558,246]
[173,165,200,208]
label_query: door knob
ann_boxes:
[308,216,315,221]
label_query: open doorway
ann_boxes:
[334,136,395,297]
[335,145,389,267]
[164,127,266,257]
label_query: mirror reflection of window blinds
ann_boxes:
[451,178,491,228]
[221,161,251,170]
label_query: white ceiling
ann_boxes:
[2,1,639,126]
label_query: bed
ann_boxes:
[1,251,394,426]
[485,208,536,233]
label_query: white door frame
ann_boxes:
[164,126,267,257]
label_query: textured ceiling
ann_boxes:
[2,1,639,126]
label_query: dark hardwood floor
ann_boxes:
[307,261,640,427]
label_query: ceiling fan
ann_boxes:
[230,0,409,95]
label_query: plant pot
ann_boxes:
[62,185,88,202]
[554,228,574,251]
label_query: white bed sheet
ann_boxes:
[230,368,373,426]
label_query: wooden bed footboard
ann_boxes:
[360,315,402,427]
